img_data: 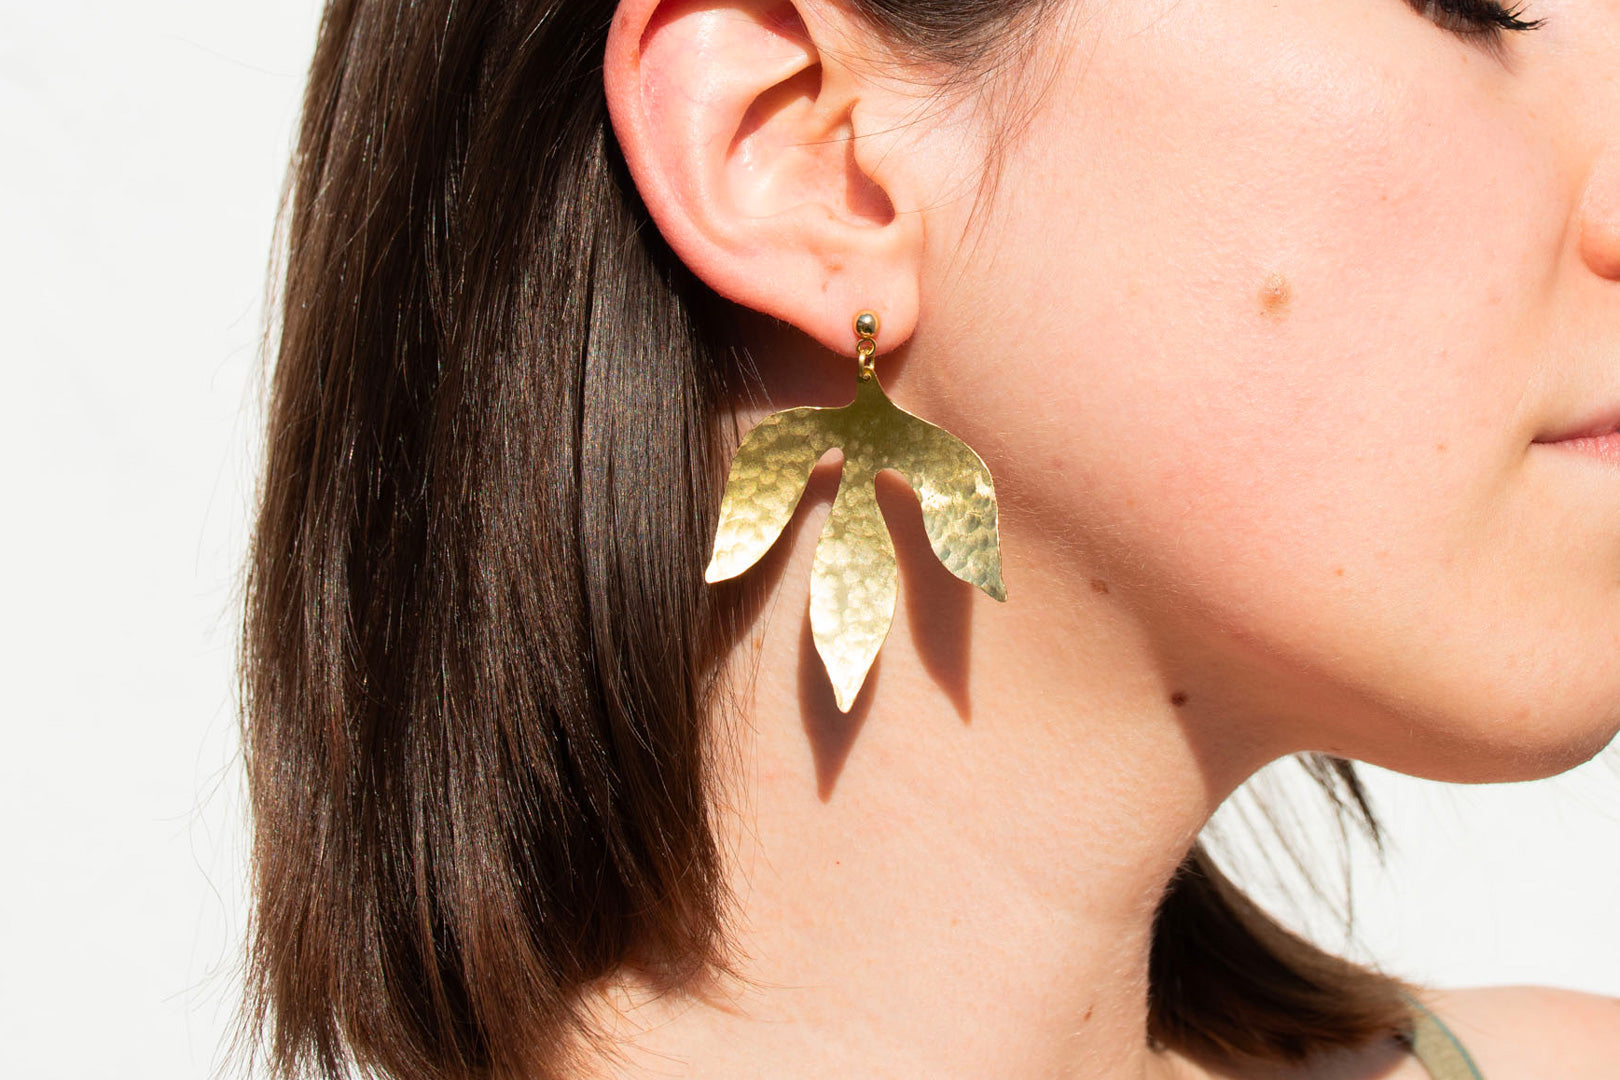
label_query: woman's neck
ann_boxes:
[585,464,1268,1080]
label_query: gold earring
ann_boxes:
[705,310,1007,711]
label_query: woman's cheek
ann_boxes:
[915,1,1620,769]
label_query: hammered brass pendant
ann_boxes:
[704,312,1008,711]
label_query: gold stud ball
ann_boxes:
[854,310,880,341]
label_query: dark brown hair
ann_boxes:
[242,2,1416,1077]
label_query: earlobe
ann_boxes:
[603,0,923,356]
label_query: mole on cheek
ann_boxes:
[1258,271,1292,319]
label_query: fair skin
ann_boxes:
[596,0,1620,1077]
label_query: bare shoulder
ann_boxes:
[1417,985,1620,1079]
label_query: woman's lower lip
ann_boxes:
[1540,432,1620,465]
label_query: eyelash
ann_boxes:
[1411,0,1545,41]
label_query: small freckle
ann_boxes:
[1258,271,1292,319]
[1170,691,1189,707]
[1435,442,1448,452]
[1334,567,1345,578]
[1090,578,1111,595]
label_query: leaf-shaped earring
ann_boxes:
[705,310,1008,711]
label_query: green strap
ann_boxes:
[1399,991,1485,1080]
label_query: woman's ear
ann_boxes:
[603,0,925,356]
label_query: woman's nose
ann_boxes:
[1578,150,1620,281]
[1576,24,1620,284]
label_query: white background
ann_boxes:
[1,4,1616,1078]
